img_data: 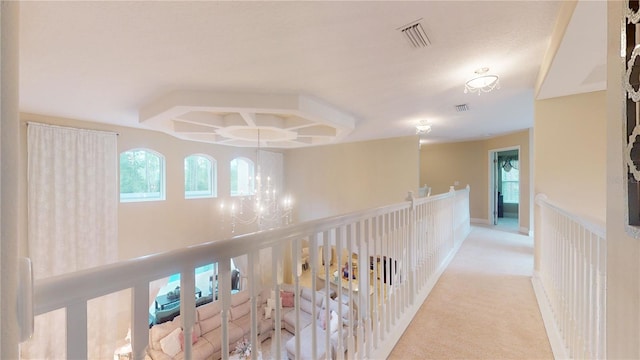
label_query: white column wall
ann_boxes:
[1,1,21,358]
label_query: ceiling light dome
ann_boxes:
[416,121,432,135]
[464,67,500,95]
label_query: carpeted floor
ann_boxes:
[388,226,553,360]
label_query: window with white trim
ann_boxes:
[230,157,254,196]
[185,154,216,199]
[119,148,165,202]
[501,160,519,204]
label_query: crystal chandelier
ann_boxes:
[464,67,500,95]
[222,130,293,233]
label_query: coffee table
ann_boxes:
[228,350,262,360]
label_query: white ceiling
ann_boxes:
[18,0,606,147]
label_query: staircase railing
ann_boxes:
[27,186,470,360]
[533,194,606,359]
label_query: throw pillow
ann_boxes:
[178,329,198,350]
[159,327,182,357]
[318,309,328,330]
[267,297,282,309]
[150,321,180,351]
[280,291,294,307]
[329,310,340,334]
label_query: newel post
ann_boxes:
[449,186,455,247]
[406,191,417,304]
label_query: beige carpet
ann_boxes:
[388,226,553,360]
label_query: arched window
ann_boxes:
[185,154,216,199]
[230,157,254,196]
[119,148,165,202]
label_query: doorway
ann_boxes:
[489,147,520,231]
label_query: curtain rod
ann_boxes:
[26,121,119,136]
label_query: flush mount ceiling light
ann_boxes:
[464,67,500,95]
[416,121,432,135]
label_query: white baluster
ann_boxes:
[180,266,196,360]
[220,260,231,360]
[66,302,87,359]
[132,283,149,360]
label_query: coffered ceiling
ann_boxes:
[19,1,605,147]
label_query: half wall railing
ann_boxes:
[27,186,470,360]
[533,194,606,360]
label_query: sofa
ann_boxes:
[146,290,272,360]
[262,285,333,332]
[146,286,353,360]
[269,285,354,360]
[282,287,324,333]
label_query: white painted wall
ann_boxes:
[285,136,420,222]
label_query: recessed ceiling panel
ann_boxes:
[176,111,226,127]
[139,91,355,148]
[172,121,216,134]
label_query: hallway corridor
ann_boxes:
[388,226,552,359]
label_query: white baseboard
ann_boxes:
[519,227,531,236]
[531,273,570,360]
[471,218,490,225]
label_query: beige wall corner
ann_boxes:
[534,91,606,223]
[420,130,531,232]
[285,136,420,222]
[607,1,640,358]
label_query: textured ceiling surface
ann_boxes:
[19,1,604,147]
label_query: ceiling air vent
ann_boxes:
[455,104,469,112]
[398,19,431,49]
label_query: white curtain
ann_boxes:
[22,123,118,359]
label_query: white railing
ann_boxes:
[533,194,606,360]
[29,186,470,360]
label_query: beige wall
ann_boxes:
[19,113,261,260]
[285,136,420,222]
[607,1,640,358]
[420,139,486,219]
[420,129,531,232]
[19,114,420,261]
[534,91,606,223]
